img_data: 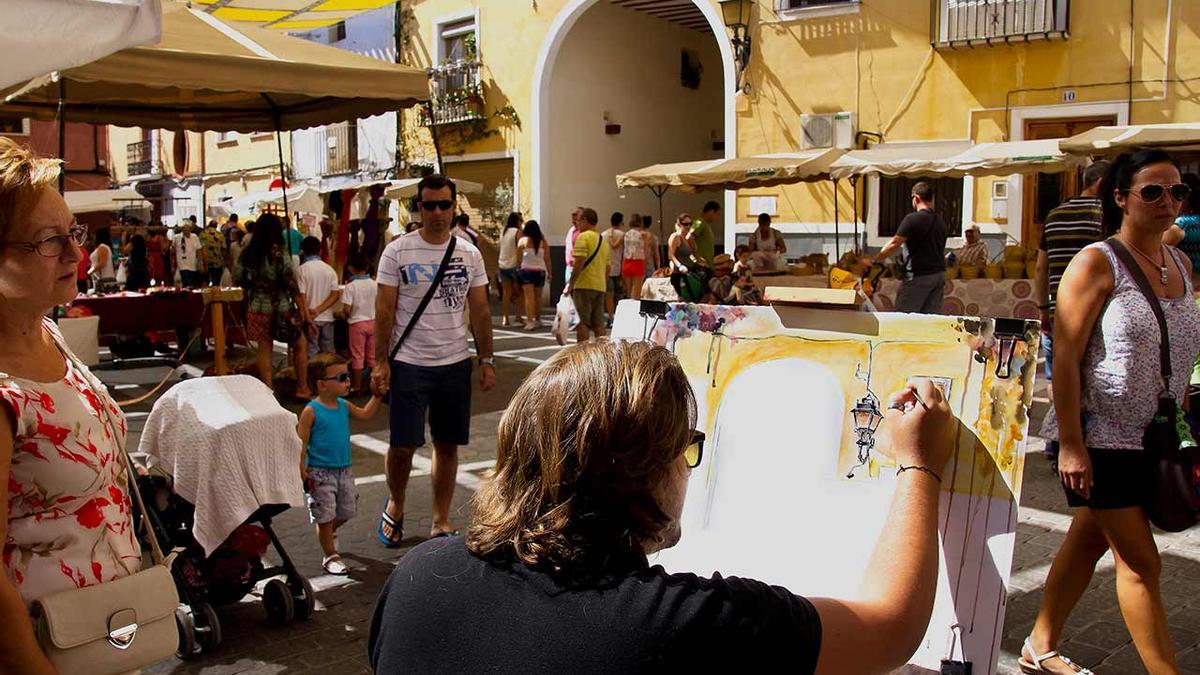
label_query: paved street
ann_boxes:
[90,318,1200,675]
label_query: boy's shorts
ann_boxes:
[306,466,358,524]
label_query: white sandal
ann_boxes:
[322,553,349,575]
[1019,637,1094,674]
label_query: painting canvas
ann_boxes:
[611,300,1039,674]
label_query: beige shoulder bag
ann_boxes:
[30,339,180,674]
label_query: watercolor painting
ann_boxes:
[612,301,1039,675]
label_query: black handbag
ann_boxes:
[1107,239,1200,532]
[267,258,302,344]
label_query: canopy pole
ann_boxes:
[654,186,668,267]
[57,78,66,194]
[274,123,294,262]
[851,176,859,254]
[833,178,840,262]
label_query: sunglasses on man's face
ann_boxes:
[684,430,705,469]
[1127,183,1192,204]
[320,372,351,383]
[420,200,456,212]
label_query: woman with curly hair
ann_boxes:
[369,340,957,674]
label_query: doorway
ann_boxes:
[1022,115,1115,244]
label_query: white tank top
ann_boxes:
[520,240,547,271]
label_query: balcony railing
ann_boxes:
[421,60,486,127]
[126,139,160,178]
[933,0,1069,47]
[322,122,358,175]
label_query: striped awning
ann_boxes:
[194,0,394,31]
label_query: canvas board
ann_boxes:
[611,301,1038,674]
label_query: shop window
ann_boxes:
[877,176,963,238]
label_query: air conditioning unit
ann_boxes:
[800,112,856,150]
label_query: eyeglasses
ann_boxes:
[680,220,693,227]
[1126,183,1192,204]
[320,372,351,383]
[0,221,87,257]
[684,430,705,469]
[419,200,456,212]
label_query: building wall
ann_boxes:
[546,1,724,240]
[401,0,1199,252]
[2,119,110,191]
[203,131,292,209]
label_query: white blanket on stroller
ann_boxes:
[137,375,305,555]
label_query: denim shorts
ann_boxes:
[518,269,546,288]
[499,267,520,284]
[389,359,473,448]
[306,466,357,524]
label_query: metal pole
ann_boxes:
[833,178,840,262]
[851,176,859,254]
[656,186,667,267]
[274,124,293,262]
[57,79,66,194]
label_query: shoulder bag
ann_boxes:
[1107,238,1200,532]
[389,236,457,362]
[30,337,180,674]
[268,256,302,344]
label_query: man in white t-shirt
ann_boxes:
[297,235,340,358]
[173,216,203,288]
[371,174,495,545]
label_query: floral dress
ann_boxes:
[240,245,301,343]
[0,319,140,608]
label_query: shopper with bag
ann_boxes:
[562,207,609,343]
[517,220,551,331]
[240,213,313,397]
[1025,149,1200,675]
[0,137,179,675]
[372,174,496,546]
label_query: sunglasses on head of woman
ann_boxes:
[1126,183,1192,204]
[684,430,705,469]
[0,220,87,258]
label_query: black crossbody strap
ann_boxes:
[576,232,601,274]
[389,236,456,363]
[1107,238,1171,392]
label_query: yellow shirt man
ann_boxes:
[571,229,609,293]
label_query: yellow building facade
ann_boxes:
[399,0,1199,253]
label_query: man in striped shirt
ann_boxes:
[1036,160,1107,470]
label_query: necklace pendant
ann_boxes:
[1160,267,1169,285]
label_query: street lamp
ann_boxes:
[718,0,752,93]
[846,391,883,478]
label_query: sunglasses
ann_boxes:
[420,200,456,212]
[684,430,705,469]
[1126,183,1192,204]
[0,221,87,258]
[320,372,351,383]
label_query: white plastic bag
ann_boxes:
[219,267,234,288]
[551,293,579,345]
[114,260,128,287]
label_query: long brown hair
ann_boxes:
[467,340,696,581]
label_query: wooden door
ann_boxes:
[1022,116,1114,245]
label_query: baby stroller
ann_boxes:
[134,375,315,660]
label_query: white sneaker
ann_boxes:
[322,554,349,575]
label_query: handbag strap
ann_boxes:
[389,235,456,363]
[1106,238,1171,394]
[48,326,165,565]
[576,232,602,275]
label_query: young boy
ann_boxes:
[730,245,762,305]
[297,236,340,358]
[297,353,382,574]
[338,252,378,395]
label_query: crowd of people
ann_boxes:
[6,119,1200,674]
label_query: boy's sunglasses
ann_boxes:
[320,372,351,383]
[420,200,456,212]
[684,430,705,469]
[1126,183,1192,204]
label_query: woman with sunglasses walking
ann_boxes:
[1024,150,1200,675]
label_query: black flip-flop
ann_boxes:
[429,529,459,539]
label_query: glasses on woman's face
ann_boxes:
[680,220,693,227]
[684,430,705,469]
[1127,183,1192,204]
[0,220,87,258]
[320,372,351,383]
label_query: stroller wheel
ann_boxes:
[194,601,222,651]
[263,578,295,625]
[174,605,200,660]
[291,576,315,621]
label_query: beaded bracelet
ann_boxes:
[897,465,942,484]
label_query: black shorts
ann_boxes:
[1063,448,1154,510]
[388,359,473,448]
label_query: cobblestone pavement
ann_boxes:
[90,317,1200,674]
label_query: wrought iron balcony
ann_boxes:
[933,0,1069,47]
[126,139,160,178]
[421,60,487,127]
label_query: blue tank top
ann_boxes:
[306,398,351,468]
[1177,214,1200,271]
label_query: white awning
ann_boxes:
[65,188,151,214]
